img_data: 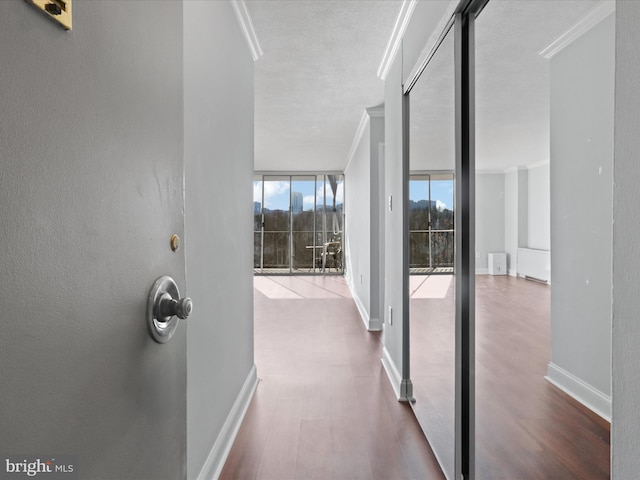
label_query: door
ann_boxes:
[0,3,186,479]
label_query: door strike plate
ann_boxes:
[26,0,72,30]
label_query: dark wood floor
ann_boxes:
[222,275,610,479]
[221,276,445,480]
[411,274,610,480]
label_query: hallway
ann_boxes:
[220,276,444,480]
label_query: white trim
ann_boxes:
[476,169,506,175]
[230,0,263,61]
[508,269,517,277]
[381,346,403,401]
[377,0,418,80]
[344,110,370,173]
[196,364,259,480]
[475,268,489,275]
[503,165,528,174]
[527,159,550,170]
[366,106,385,118]
[404,0,458,89]
[347,279,382,332]
[545,362,611,422]
[538,0,615,59]
[368,316,382,332]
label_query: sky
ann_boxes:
[254,177,453,211]
[410,179,453,210]
[254,178,344,211]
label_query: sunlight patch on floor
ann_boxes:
[253,276,302,299]
[411,275,453,299]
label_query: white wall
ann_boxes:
[476,173,506,272]
[184,2,256,478]
[528,163,550,251]
[370,112,385,331]
[382,52,408,399]
[613,1,640,476]
[344,109,385,331]
[548,13,614,418]
[518,169,529,248]
[504,170,519,274]
[344,125,372,326]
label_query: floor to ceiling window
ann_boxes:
[253,174,344,274]
[409,173,455,273]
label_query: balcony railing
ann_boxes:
[409,229,454,273]
[254,230,343,273]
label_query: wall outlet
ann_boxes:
[388,305,393,325]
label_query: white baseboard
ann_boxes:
[368,316,382,331]
[381,346,403,401]
[347,277,381,331]
[197,364,258,480]
[508,269,517,277]
[545,362,611,422]
[476,268,489,275]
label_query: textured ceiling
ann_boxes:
[247,0,400,172]
[409,0,601,172]
[249,0,605,173]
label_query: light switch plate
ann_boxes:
[27,0,72,30]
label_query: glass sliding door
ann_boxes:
[262,176,291,272]
[409,174,432,271]
[410,173,454,273]
[323,174,344,272]
[253,176,263,270]
[291,176,316,272]
[429,174,454,270]
[254,174,344,274]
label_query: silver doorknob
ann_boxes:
[159,295,192,320]
[147,276,192,343]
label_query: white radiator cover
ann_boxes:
[517,248,551,283]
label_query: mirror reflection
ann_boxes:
[409,26,456,480]
[475,1,612,478]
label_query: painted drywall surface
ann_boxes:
[517,168,529,248]
[184,2,255,478]
[613,1,640,476]
[383,53,405,388]
[345,125,372,323]
[504,170,519,273]
[370,114,385,329]
[402,0,457,84]
[549,14,614,398]
[476,173,505,272]
[528,163,550,251]
[0,2,186,478]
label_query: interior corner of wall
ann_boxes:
[381,346,403,401]
[545,362,611,422]
[195,364,258,480]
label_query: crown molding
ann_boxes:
[538,0,614,60]
[231,0,263,61]
[503,165,529,174]
[377,0,418,81]
[344,110,371,172]
[527,159,550,170]
[366,105,385,118]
